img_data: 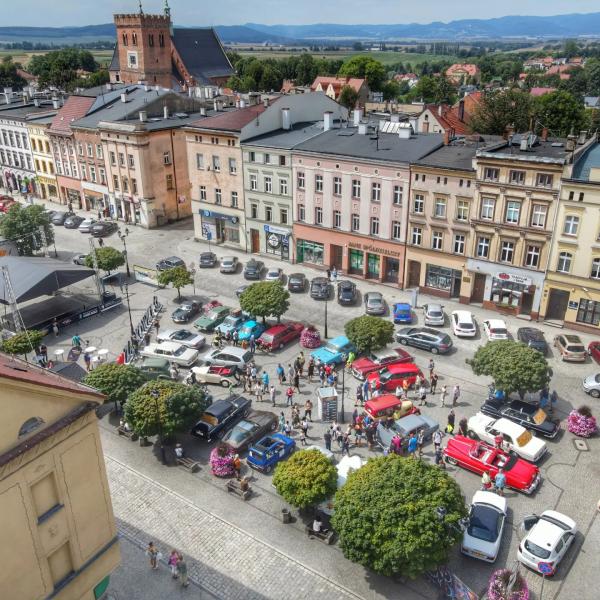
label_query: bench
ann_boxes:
[117,425,138,441]
[226,478,252,501]
[176,456,200,473]
[305,525,334,545]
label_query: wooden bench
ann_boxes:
[176,456,200,473]
[226,478,252,501]
[305,525,334,545]
[117,425,138,441]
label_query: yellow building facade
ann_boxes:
[0,354,120,600]
[27,117,59,202]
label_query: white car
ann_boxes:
[318,455,364,516]
[157,329,206,349]
[265,267,284,282]
[483,319,509,341]
[78,218,95,233]
[423,303,445,326]
[462,491,507,563]
[517,511,577,575]
[201,345,253,368]
[451,310,477,337]
[189,365,239,387]
[140,341,199,367]
[467,413,547,463]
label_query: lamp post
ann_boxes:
[339,362,345,423]
[189,263,196,297]
[119,227,131,278]
[324,293,329,339]
[150,388,167,465]
[124,282,135,337]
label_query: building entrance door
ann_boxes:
[250,229,260,253]
[470,273,486,303]
[384,258,400,283]
[546,288,569,321]
[330,245,343,270]
[520,291,534,315]
[407,260,421,287]
[366,254,380,279]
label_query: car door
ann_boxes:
[560,532,575,560]
[504,408,525,428]
[282,326,294,345]
[409,333,424,349]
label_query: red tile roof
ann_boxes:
[311,76,366,95]
[446,63,480,77]
[530,87,557,97]
[49,95,95,135]
[189,100,279,132]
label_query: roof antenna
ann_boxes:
[138,0,144,14]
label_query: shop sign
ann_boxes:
[200,209,238,224]
[348,241,401,258]
[264,224,290,237]
[568,300,579,310]
[267,233,281,248]
[496,271,532,286]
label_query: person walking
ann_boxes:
[269,384,276,407]
[433,429,444,453]
[362,378,370,402]
[177,554,189,588]
[345,350,356,371]
[440,385,448,408]
[430,372,438,394]
[233,454,242,479]
[407,433,418,457]
[153,318,160,335]
[276,363,285,385]
[293,370,301,393]
[341,433,350,456]
[285,385,294,406]
[307,358,315,382]
[168,550,179,579]
[395,384,403,400]
[356,384,364,406]
[418,384,427,406]
[71,333,82,348]
[232,329,239,347]
[481,471,493,491]
[301,418,309,440]
[287,363,295,383]
[297,351,305,375]
[83,351,92,372]
[146,542,159,570]
[458,418,468,437]
[417,428,425,457]
[254,381,263,402]
[494,469,506,496]
[402,378,410,398]
[249,335,256,354]
[324,428,332,451]
[304,398,313,421]
[331,265,337,281]
[446,409,455,435]
[452,384,461,407]
[52,319,59,337]
[278,412,285,433]
[326,268,331,281]
[414,373,423,391]
[284,420,292,436]
[434,446,445,468]
[261,371,269,393]
[428,358,435,379]
[318,365,326,387]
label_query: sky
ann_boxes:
[4,0,600,27]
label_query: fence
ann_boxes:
[123,296,164,364]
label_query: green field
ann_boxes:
[0,48,113,67]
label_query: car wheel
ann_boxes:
[467,430,478,440]
[221,380,230,388]
[265,465,273,474]
[279,342,284,350]
[270,421,277,431]
[399,338,408,345]
[445,456,458,466]
[591,389,600,398]
[215,429,225,440]
[431,347,439,354]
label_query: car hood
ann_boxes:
[506,459,539,486]
[583,374,600,387]
[195,316,214,326]
[351,357,376,371]
[311,347,336,361]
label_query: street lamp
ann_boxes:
[119,227,131,278]
[150,388,167,465]
[324,292,329,339]
[124,282,135,337]
[189,263,196,297]
[339,363,345,423]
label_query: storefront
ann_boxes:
[199,209,243,249]
[264,224,290,261]
[296,239,324,265]
[424,264,462,298]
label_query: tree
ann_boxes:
[533,90,586,137]
[339,56,386,91]
[344,316,394,355]
[468,340,550,397]
[84,246,124,273]
[0,57,26,89]
[83,363,147,407]
[338,85,359,109]
[273,448,337,508]
[1,330,45,358]
[469,89,533,135]
[331,456,467,578]
[157,266,193,301]
[124,380,209,439]
[0,203,54,256]
[28,48,99,89]
[239,281,290,324]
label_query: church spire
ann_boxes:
[164,0,171,18]
[138,1,143,14]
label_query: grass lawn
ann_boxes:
[0,48,113,67]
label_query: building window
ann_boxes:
[86,143,93,157]
[568,191,575,201]
[432,231,443,250]
[296,239,324,265]
[215,189,222,204]
[392,221,402,240]
[196,153,204,169]
[509,170,525,185]
[212,155,220,171]
[160,151,170,166]
[297,172,305,189]
[109,151,116,166]
[228,158,237,174]
[579,192,585,202]
[333,176,342,196]
[99,168,106,184]
[77,143,83,156]
[279,179,288,195]
[128,153,134,167]
[315,174,323,192]
[297,204,305,221]
[370,217,380,235]
[413,194,424,214]
[87,165,95,182]
[250,174,257,190]
[563,215,579,236]
[199,186,206,201]
[211,137,219,145]
[279,155,286,166]
[159,33,165,47]
[480,197,495,220]
[411,227,422,246]
[476,236,490,258]
[264,176,272,193]
[530,204,547,228]
[249,151,255,162]
[505,201,520,224]
[80,164,86,180]
[484,167,499,181]
[577,298,600,326]
[264,153,270,164]
[265,206,272,222]
[166,174,173,189]
[525,245,540,268]
[500,240,515,263]
[127,52,137,68]
[131,178,137,194]
[557,251,572,273]
[371,182,381,201]
[393,185,403,205]
[351,214,360,232]
[591,258,600,279]
[536,173,553,188]
[425,265,459,292]
[148,34,154,47]
[251,203,258,219]
[122,177,129,192]
[456,200,469,221]
[333,210,341,229]
[315,206,323,225]
[434,198,446,218]
[352,179,361,198]
[280,208,288,224]
[113,174,119,190]
[230,191,238,207]
[122,33,128,46]
[454,234,465,254]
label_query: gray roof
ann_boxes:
[0,101,57,121]
[416,136,504,171]
[243,122,325,149]
[476,134,570,164]
[572,142,600,181]
[294,127,444,164]
[109,46,119,72]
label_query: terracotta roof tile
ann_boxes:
[49,95,95,135]
[188,99,279,131]
[311,76,366,94]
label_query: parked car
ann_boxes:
[247,433,295,473]
[136,357,175,381]
[190,395,252,442]
[189,365,239,387]
[481,398,560,438]
[91,221,118,238]
[423,303,445,326]
[482,319,509,341]
[235,284,250,298]
[157,329,206,349]
[243,259,264,280]
[201,346,254,369]
[310,277,330,300]
[72,253,88,266]
[310,335,356,366]
[287,273,307,293]
[156,256,185,271]
[51,211,75,225]
[265,267,284,282]
[350,347,413,380]
[451,310,477,337]
[376,413,439,450]
[64,215,85,229]
[220,256,238,274]
[517,327,548,355]
[444,436,541,494]
[365,291,386,315]
[467,413,547,463]
[257,322,304,351]
[215,312,247,337]
[199,252,217,268]
[588,341,600,364]
[364,396,418,421]
[395,327,453,354]
[171,301,201,324]
[582,372,600,398]
[78,218,95,233]
[237,319,265,343]
[393,302,413,324]
[461,491,507,563]
[517,511,577,576]
[140,341,199,367]
[337,280,357,305]
[0,196,16,213]
[222,410,278,452]
[194,305,230,332]
[367,362,424,393]
[553,334,587,362]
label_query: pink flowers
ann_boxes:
[567,406,597,438]
[209,444,236,477]
[487,569,529,600]
[300,325,321,349]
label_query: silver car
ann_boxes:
[365,292,385,315]
[423,303,445,326]
[220,256,238,274]
[582,373,600,397]
[201,346,253,368]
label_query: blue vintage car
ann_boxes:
[393,302,413,324]
[311,335,356,366]
[215,311,247,337]
[247,433,295,473]
[237,319,266,342]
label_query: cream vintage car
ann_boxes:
[189,365,240,387]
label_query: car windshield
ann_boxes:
[173,346,188,357]
[324,343,339,353]
[223,259,233,266]
[241,326,254,335]
[223,316,238,327]
[173,331,190,340]
[568,345,585,352]
[207,311,220,320]
[491,328,507,335]
[242,351,252,363]
[516,429,533,446]
[429,310,442,317]
[468,506,501,542]
[260,334,273,342]
[379,370,392,383]
[595,374,600,383]
[396,307,410,315]
[524,539,551,559]
[228,421,256,442]
[181,304,193,311]
[459,322,475,329]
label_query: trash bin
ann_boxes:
[281,508,291,524]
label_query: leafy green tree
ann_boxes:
[533,90,586,137]
[83,363,147,407]
[239,281,290,324]
[381,79,401,101]
[0,57,26,88]
[338,85,359,109]
[344,316,394,355]
[157,266,193,301]
[124,380,209,439]
[469,88,533,135]
[468,340,550,397]
[1,330,45,358]
[0,203,54,256]
[273,448,337,508]
[28,48,98,89]
[331,456,467,578]
[585,59,600,96]
[84,246,124,273]
[339,56,386,90]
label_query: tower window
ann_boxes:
[159,33,165,47]
[132,32,138,45]
[122,33,128,46]
[148,34,154,47]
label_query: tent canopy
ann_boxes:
[0,257,95,305]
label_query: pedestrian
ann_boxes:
[414,373,423,390]
[481,470,493,491]
[332,266,337,281]
[356,384,364,406]
[345,350,355,371]
[352,407,359,425]
[428,358,435,379]
[494,434,504,450]
[494,468,506,496]
[324,428,332,451]
[341,433,350,456]
[146,541,159,570]
[169,363,179,380]
[269,384,276,406]
[293,370,300,392]
[254,381,263,402]
[458,418,468,437]
[98,237,104,247]
[276,363,285,385]
[249,335,256,353]
[362,378,370,402]
[336,425,344,449]
[278,412,285,433]
[287,363,295,383]
[232,329,239,347]
[168,550,179,579]
[97,209,102,221]
[452,384,460,407]
[307,358,315,382]
[300,427,307,445]
[549,389,558,414]
[154,319,160,334]
[433,429,443,453]
[418,385,427,406]
[304,398,313,421]
[318,365,326,386]
[83,351,91,371]
[285,385,294,406]
[395,384,403,399]
[284,420,292,436]
[177,554,189,588]
[434,446,445,468]
[326,268,331,281]
[417,428,425,457]
[391,433,403,455]
[250,364,257,384]
[262,371,269,392]
[446,409,455,435]
[402,378,410,398]
[407,433,418,457]
[233,454,242,479]
[365,425,375,450]
[440,385,447,407]
[430,372,438,394]
[297,351,305,375]
[71,333,82,348]
[52,318,59,337]
[39,343,48,365]
[301,418,309,439]
[354,421,364,447]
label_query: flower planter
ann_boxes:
[487,569,529,600]
[300,326,321,349]
[567,406,597,438]
[209,444,236,477]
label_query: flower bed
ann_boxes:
[487,569,529,600]
[567,406,597,438]
[300,325,321,349]
[209,444,236,477]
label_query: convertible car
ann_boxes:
[190,365,239,387]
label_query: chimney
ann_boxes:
[505,124,515,140]
[120,93,127,103]
[214,99,219,112]
[263,97,270,108]
[578,130,588,145]
[163,105,169,119]
[541,127,548,142]
[22,93,28,105]
[33,97,40,107]
[240,98,246,108]
[438,105,443,117]
[105,82,113,91]
[520,138,528,151]
[281,107,291,130]
[358,122,367,135]
[458,99,465,122]
[566,135,576,152]
[398,126,411,140]
[323,111,333,131]
[353,108,362,126]
[409,116,419,133]
[139,110,147,122]
[390,113,400,123]
[52,96,59,109]
[200,107,206,117]
[443,129,451,145]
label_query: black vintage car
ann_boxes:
[310,277,330,300]
[517,327,548,355]
[171,301,201,324]
[190,395,252,442]
[222,410,278,452]
[337,280,357,305]
[481,398,559,439]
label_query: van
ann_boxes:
[364,395,418,421]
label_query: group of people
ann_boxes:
[213,328,257,352]
[481,468,507,496]
[146,543,189,588]
[279,398,313,444]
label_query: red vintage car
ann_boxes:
[202,299,223,313]
[367,362,423,392]
[0,196,16,213]
[350,347,414,380]
[588,341,600,364]
[443,435,541,495]
[257,321,304,351]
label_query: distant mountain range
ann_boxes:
[2,12,600,45]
